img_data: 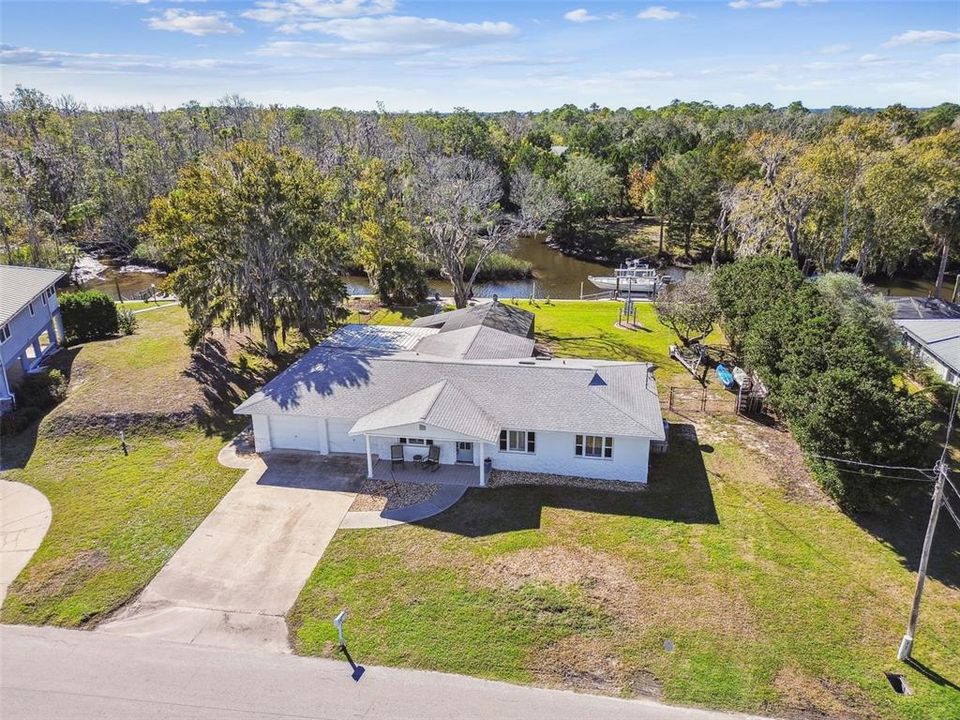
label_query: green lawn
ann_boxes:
[289,300,960,720]
[0,306,254,626]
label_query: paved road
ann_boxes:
[0,481,51,604]
[1,625,774,720]
[99,456,357,653]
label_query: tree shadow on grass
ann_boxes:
[852,481,960,590]
[415,424,717,538]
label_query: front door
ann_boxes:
[456,442,474,464]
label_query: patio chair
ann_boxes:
[390,444,404,470]
[419,444,441,472]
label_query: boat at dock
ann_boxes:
[587,260,661,294]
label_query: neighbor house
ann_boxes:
[0,265,66,409]
[235,301,665,485]
[890,296,960,384]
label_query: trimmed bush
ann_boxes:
[60,290,119,344]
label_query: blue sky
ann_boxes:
[1,1,958,110]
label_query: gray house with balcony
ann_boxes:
[0,265,66,409]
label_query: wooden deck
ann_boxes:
[370,458,483,487]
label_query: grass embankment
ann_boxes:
[289,300,959,720]
[0,305,280,626]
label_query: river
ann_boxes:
[77,238,951,303]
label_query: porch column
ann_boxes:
[53,313,65,344]
[478,441,485,487]
[365,434,374,479]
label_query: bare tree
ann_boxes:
[410,155,563,307]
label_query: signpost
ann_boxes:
[333,610,347,650]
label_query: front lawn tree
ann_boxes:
[655,271,719,346]
[411,156,563,308]
[143,141,346,356]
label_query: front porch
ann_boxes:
[369,457,484,488]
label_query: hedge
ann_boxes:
[59,290,119,344]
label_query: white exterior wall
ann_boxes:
[0,288,63,383]
[252,414,272,452]
[248,413,652,483]
[491,429,651,483]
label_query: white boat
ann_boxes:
[588,260,660,293]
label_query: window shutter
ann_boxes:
[499,430,507,451]
[604,437,613,458]
[527,432,535,453]
[575,434,583,456]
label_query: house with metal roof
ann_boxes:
[235,302,664,485]
[888,296,960,384]
[0,265,66,409]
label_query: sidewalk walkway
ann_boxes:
[0,481,51,604]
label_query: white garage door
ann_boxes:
[327,418,362,453]
[269,416,321,451]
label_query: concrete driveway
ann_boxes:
[0,481,52,605]
[100,453,363,652]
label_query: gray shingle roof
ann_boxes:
[0,265,64,326]
[896,318,960,373]
[412,301,534,338]
[413,325,535,360]
[236,326,665,441]
[350,380,502,442]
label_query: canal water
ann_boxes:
[78,238,949,303]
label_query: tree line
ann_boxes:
[2,87,959,350]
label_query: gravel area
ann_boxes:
[349,479,442,512]
[488,470,647,493]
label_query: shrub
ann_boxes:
[117,308,139,336]
[60,290,119,343]
[1,369,68,436]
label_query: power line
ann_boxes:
[807,454,936,475]
[942,496,960,533]
[834,469,934,484]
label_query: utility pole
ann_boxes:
[897,386,958,661]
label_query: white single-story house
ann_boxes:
[890,297,960,384]
[0,265,66,410]
[235,302,665,485]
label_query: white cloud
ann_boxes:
[254,16,516,57]
[242,0,395,23]
[147,9,241,36]
[0,43,261,73]
[729,0,823,9]
[819,43,850,55]
[885,30,960,48]
[563,8,599,23]
[264,15,515,48]
[637,6,680,21]
[857,53,888,64]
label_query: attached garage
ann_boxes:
[327,418,363,454]
[268,416,321,451]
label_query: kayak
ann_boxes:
[716,363,736,389]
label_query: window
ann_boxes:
[575,434,613,459]
[46,287,55,300]
[28,301,34,316]
[0,325,9,343]
[398,437,433,446]
[499,429,535,453]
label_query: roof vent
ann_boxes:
[589,372,607,387]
